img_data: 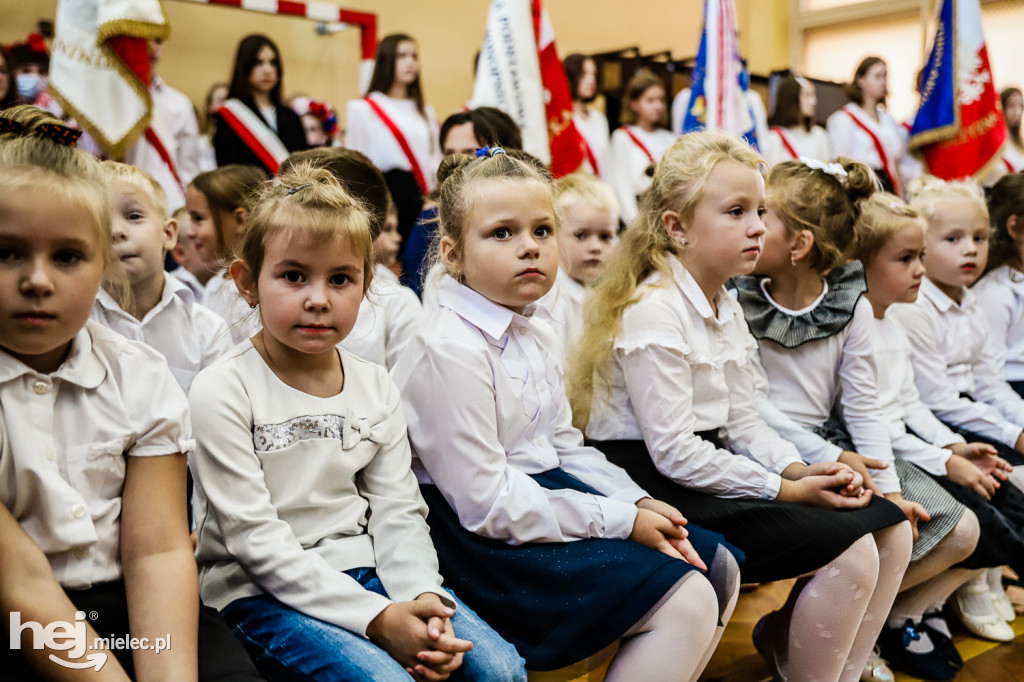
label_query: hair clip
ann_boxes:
[287,182,313,195]
[475,146,506,158]
[0,117,82,147]
[799,157,848,186]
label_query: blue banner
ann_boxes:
[910,0,958,145]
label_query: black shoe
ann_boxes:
[752,610,787,682]
[921,613,963,670]
[878,620,958,681]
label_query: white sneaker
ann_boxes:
[952,580,1015,642]
[991,585,1017,623]
[861,646,895,682]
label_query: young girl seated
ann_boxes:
[852,195,1018,668]
[188,165,524,681]
[393,148,737,682]
[0,106,260,680]
[973,173,1024,396]
[537,174,619,364]
[573,133,911,682]
[91,162,231,391]
[185,164,264,341]
[170,207,216,301]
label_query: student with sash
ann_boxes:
[214,34,307,175]
[764,74,830,167]
[827,56,907,196]
[564,54,611,182]
[609,70,676,227]
[345,34,442,251]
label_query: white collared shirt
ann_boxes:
[763,125,831,167]
[392,276,646,545]
[889,277,1024,446]
[574,108,611,180]
[826,103,906,175]
[344,93,441,191]
[91,275,233,391]
[609,125,677,226]
[873,314,960,475]
[586,259,803,500]
[753,286,900,493]
[203,270,260,345]
[191,343,450,636]
[340,265,423,370]
[171,266,206,303]
[0,321,194,589]
[972,265,1024,381]
[535,269,588,365]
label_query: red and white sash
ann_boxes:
[622,126,657,166]
[364,94,429,195]
[842,104,902,195]
[217,98,290,174]
[144,117,182,191]
[771,126,799,160]
[580,135,600,176]
[1004,157,1019,173]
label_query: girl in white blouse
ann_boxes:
[826,57,907,196]
[764,74,830,167]
[974,173,1024,396]
[564,54,611,181]
[609,70,677,227]
[346,34,442,250]
[571,132,912,682]
[0,107,259,680]
[189,165,524,682]
[393,148,737,681]
[854,195,1018,660]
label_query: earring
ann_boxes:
[790,254,797,267]
[248,301,257,309]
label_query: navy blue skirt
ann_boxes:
[421,468,741,671]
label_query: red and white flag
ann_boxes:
[471,0,585,177]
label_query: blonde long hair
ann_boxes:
[566,131,763,430]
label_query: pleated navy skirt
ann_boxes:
[421,468,742,671]
[590,439,908,583]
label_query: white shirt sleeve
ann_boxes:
[405,339,639,544]
[344,99,372,159]
[836,302,900,493]
[974,279,1014,376]
[893,303,1024,446]
[609,129,640,226]
[189,368,395,636]
[970,327,1024,427]
[193,302,234,369]
[382,285,423,371]
[827,111,854,160]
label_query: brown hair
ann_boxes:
[1001,87,1022,150]
[189,164,264,260]
[846,56,886,106]
[227,35,283,105]
[564,53,597,103]
[366,34,425,116]
[620,69,666,126]
[769,75,812,131]
[767,158,877,273]
[847,192,925,265]
[238,164,374,294]
[985,172,1024,274]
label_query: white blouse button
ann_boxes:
[71,504,86,519]
[33,380,48,395]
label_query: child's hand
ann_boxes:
[945,453,1002,500]
[838,451,885,496]
[407,594,471,682]
[781,472,872,510]
[629,508,707,570]
[784,462,865,497]
[635,498,707,569]
[366,596,471,676]
[949,442,1012,480]
[885,492,930,541]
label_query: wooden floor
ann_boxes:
[556,581,1024,682]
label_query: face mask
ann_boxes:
[16,73,46,100]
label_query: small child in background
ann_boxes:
[281,148,423,369]
[170,207,218,301]
[537,174,619,364]
[91,163,232,391]
[973,173,1024,396]
[189,164,524,681]
[185,164,264,343]
[854,194,1021,668]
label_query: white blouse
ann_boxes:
[763,126,831,167]
[753,285,900,493]
[392,276,647,545]
[889,277,1024,447]
[203,270,260,346]
[0,321,193,590]
[609,126,676,226]
[574,108,611,181]
[535,269,587,366]
[586,259,803,500]
[340,265,423,370]
[190,342,450,636]
[91,275,233,391]
[972,265,1024,382]
[873,314,961,475]
[826,103,906,180]
[345,93,442,192]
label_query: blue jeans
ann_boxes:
[221,568,526,682]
